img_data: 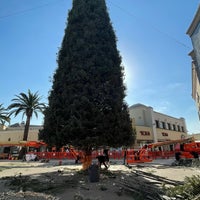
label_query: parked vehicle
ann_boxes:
[0,146,10,159]
[0,141,47,160]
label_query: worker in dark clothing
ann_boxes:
[96,149,110,169]
[103,149,109,162]
[123,148,127,165]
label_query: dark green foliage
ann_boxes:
[0,103,10,125]
[165,175,200,199]
[42,0,135,149]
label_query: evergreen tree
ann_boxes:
[43,0,135,152]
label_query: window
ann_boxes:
[167,123,171,130]
[173,124,176,131]
[155,120,159,128]
[177,125,180,132]
[181,126,185,132]
[162,122,166,129]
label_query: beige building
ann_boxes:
[129,104,187,148]
[187,5,200,119]
[0,123,42,144]
[0,107,194,149]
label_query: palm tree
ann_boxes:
[8,89,46,141]
[0,104,10,128]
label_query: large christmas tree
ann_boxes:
[43,0,135,155]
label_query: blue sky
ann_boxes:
[1,0,200,134]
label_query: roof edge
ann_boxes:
[187,5,200,36]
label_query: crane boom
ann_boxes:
[148,137,195,148]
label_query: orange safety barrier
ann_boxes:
[180,151,194,159]
[110,150,123,159]
[25,150,123,160]
[27,152,70,160]
[126,149,135,164]
[126,149,152,164]
[91,150,124,160]
[140,149,152,162]
[25,149,177,161]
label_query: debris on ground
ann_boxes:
[171,158,200,167]
[0,160,200,200]
[116,169,183,200]
[0,191,58,200]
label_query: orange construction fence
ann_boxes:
[26,150,125,160]
[25,149,177,161]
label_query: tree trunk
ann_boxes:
[23,116,31,141]
[19,116,31,160]
[82,148,92,170]
[18,146,27,160]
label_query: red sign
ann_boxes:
[162,132,168,136]
[140,131,150,136]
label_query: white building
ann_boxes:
[187,5,200,119]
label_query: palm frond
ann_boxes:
[0,103,10,124]
[7,90,46,140]
[8,90,46,120]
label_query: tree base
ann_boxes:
[82,155,92,170]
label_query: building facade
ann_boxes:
[129,104,187,148]
[0,123,42,144]
[191,133,200,141]
[187,5,200,119]
[0,106,190,149]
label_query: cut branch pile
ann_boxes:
[116,169,183,200]
[171,159,200,167]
